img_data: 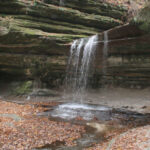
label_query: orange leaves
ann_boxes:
[0,100,85,150]
[87,125,150,150]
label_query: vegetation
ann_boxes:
[135,1,150,32]
[13,81,33,95]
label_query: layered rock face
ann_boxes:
[0,0,127,89]
[94,24,150,88]
[94,3,150,89]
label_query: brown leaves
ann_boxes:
[0,100,85,150]
[86,125,150,150]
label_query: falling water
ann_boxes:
[102,31,109,86]
[66,35,98,102]
[59,0,65,6]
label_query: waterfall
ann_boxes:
[102,31,109,86]
[59,0,65,6]
[66,35,98,101]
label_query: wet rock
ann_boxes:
[86,122,113,135]
[0,113,22,121]
[34,140,65,150]
[141,106,150,113]
[142,106,147,109]
[29,89,60,97]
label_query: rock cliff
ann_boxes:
[93,2,150,88]
[94,24,150,88]
[0,0,150,92]
[0,0,127,89]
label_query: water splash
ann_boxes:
[65,35,98,101]
[50,103,111,120]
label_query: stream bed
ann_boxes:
[35,103,150,150]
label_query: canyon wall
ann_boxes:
[0,0,126,89]
[0,0,150,92]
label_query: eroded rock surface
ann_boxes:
[0,0,149,90]
[0,0,127,89]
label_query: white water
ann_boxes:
[58,103,110,111]
[52,33,110,120]
[66,35,98,102]
[59,0,65,6]
[51,103,111,120]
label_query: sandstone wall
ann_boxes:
[0,0,126,88]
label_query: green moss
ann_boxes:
[0,0,27,14]
[44,0,127,20]
[0,0,123,31]
[12,18,97,35]
[131,2,150,32]
[15,15,98,31]
[0,17,87,46]
[0,0,128,88]
[13,81,33,95]
[140,22,150,32]
[27,1,122,29]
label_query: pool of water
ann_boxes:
[38,103,112,121]
[36,102,150,150]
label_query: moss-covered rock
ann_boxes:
[0,0,129,88]
[44,0,127,21]
[131,2,150,32]
[13,81,33,95]
[0,0,124,29]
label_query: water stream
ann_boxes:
[65,35,98,102]
[35,32,150,149]
[37,103,150,150]
[59,0,65,6]
[102,31,108,75]
[102,31,109,87]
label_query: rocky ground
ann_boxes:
[87,125,150,150]
[0,99,150,150]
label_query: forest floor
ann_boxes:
[87,125,150,150]
[0,100,85,150]
[0,99,150,150]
